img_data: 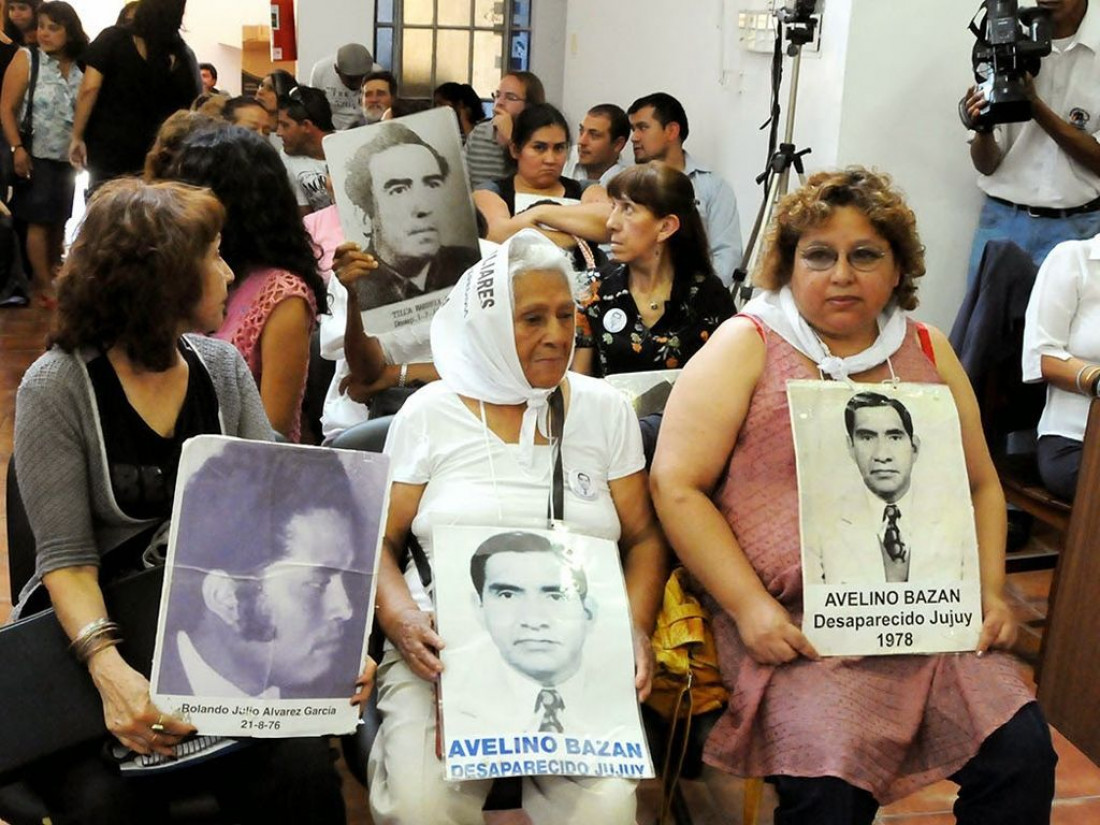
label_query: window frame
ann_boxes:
[375,0,534,101]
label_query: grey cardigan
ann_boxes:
[11,335,272,619]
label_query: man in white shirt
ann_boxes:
[277,85,335,216]
[563,104,630,186]
[962,0,1100,283]
[309,43,380,130]
[627,92,742,286]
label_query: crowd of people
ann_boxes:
[6,0,1100,823]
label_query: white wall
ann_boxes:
[69,0,269,95]
[295,0,375,81]
[834,0,984,329]
[561,0,985,330]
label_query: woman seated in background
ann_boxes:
[165,122,327,442]
[368,230,667,824]
[1022,234,1100,500]
[1,0,86,307]
[651,168,1055,824]
[432,81,485,143]
[573,162,734,377]
[13,179,360,825]
[474,103,609,246]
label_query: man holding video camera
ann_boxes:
[962,0,1100,284]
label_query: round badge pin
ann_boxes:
[604,308,628,334]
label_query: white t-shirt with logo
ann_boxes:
[280,150,333,212]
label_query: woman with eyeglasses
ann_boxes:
[464,70,542,187]
[68,0,200,189]
[650,167,1056,824]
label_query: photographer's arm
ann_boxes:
[964,86,1004,175]
[1029,90,1100,177]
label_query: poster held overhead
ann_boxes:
[323,107,482,335]
[150,436,389,737]
[790,381,983,657]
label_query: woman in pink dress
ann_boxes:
[651,167,1055,824]
[168,122,326,442]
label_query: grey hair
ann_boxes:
[507,231,575,289]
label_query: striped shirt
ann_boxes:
[464,120,512,187]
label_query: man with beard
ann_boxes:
[343,121,479,308]
[361,70,397,124]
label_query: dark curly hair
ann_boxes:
[755,166,926,311]
[167,122,327,313]
[607,161,715,282]
[51,179,225,371]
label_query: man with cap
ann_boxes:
[309,43,381,130]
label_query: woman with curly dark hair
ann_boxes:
[68,0,200,188]
[651,167,1055,823]
[166,122,326,442]
[13,177,361,825]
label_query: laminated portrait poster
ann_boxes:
[150,436,388,737]
[323,107,481,334]
[434,527,654,782]
[789,381,983,656]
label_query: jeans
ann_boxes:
[769,702,1056,825]
[966,196,1100,287]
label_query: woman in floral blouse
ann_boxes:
[573,162,734,377]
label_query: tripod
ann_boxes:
[732,13,818,305]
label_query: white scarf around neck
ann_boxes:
[430,229,570,467]
[741,286,908,379]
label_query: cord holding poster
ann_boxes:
[789,381,982,656]
[434,527,654,782]
[150,436,388,737]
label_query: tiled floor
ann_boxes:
[2,304,1098,825]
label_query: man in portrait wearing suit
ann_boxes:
[343,122,479,309]
[442,531,605,737]
[805,391,975,585]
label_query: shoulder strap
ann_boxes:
[547,386,565,524]
[915,322,936,365]
[21,48,40,135]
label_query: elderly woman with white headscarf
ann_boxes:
[367,229,668,825]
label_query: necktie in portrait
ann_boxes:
[883,504,908,563]
[535,688,565,733]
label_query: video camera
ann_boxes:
[963,0,1052,128]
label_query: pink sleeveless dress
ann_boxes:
[215,268,317,443]
[701,319,1034,803]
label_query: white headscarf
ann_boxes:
[431,229,574,467]
[741,286,908,380]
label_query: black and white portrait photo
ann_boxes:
[434,527,652,780]
[323,107,481,329]
[151,436,388,736]
[790,381,983,657]
[792,383,979,587]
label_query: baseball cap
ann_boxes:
[336,43,373,77]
